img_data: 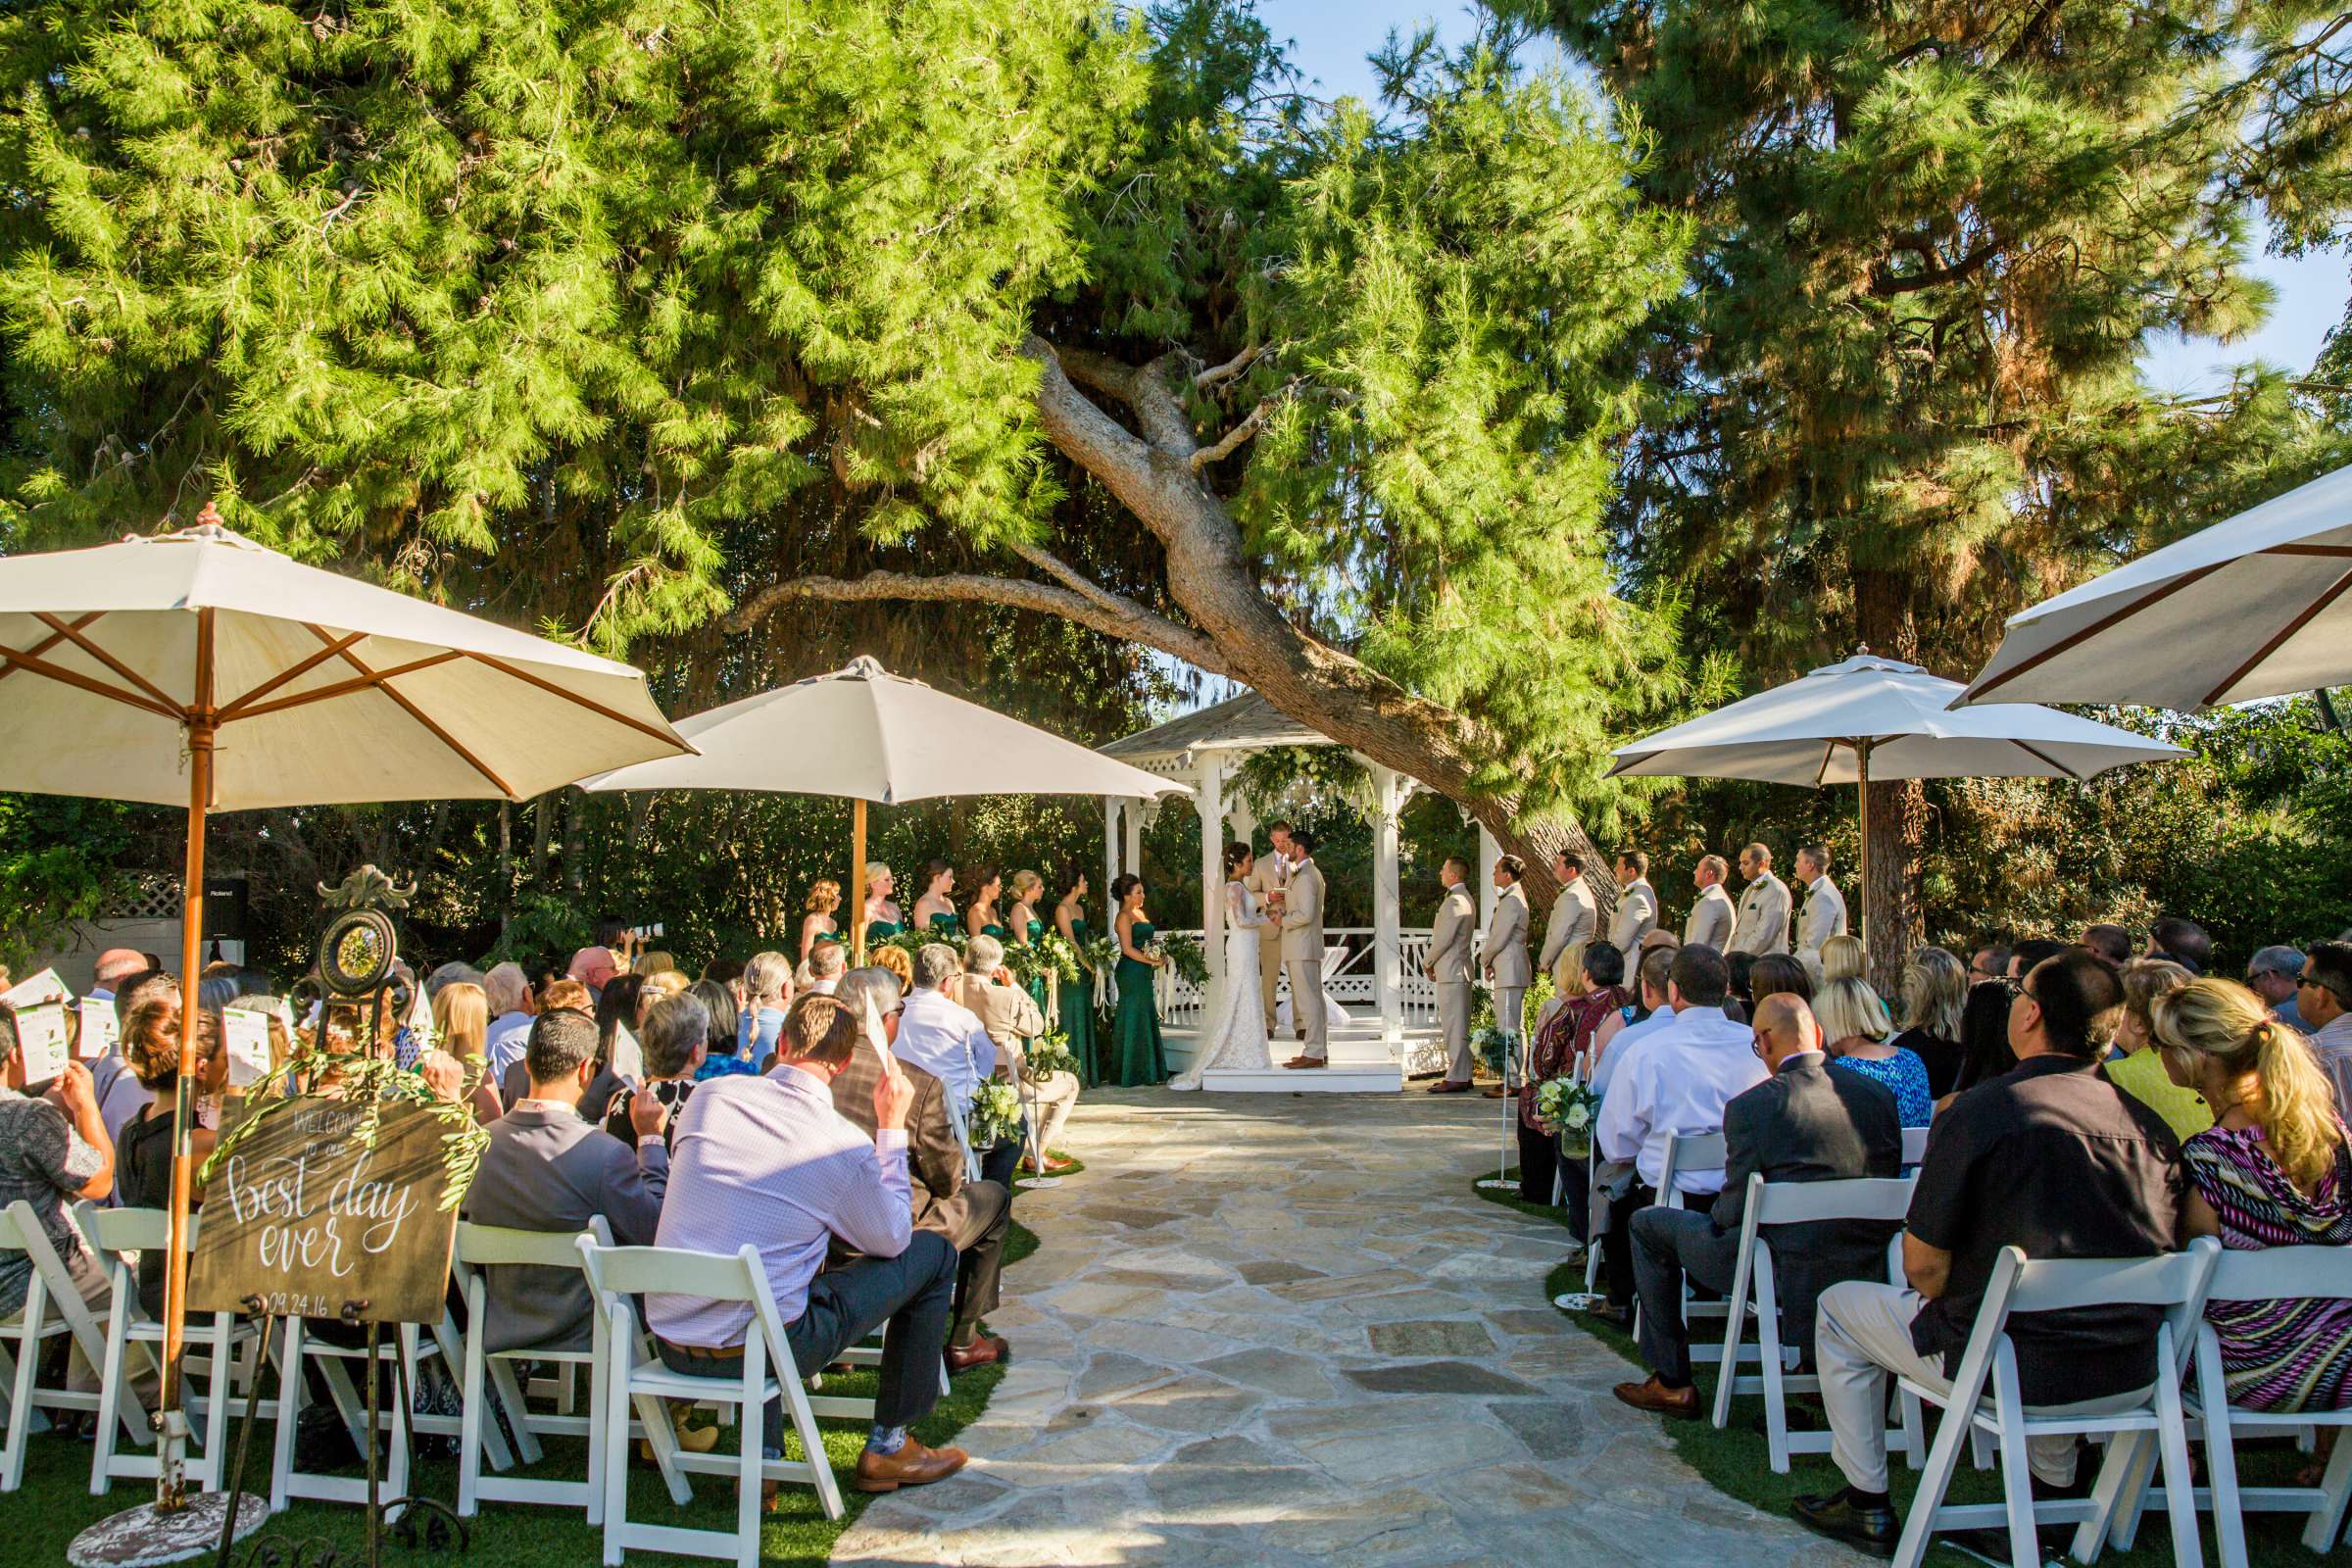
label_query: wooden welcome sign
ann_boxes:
[188,1098,459,1324]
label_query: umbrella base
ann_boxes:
[67,1493,269,1567]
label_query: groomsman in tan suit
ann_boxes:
[1280,829,1329,1067]
[1726,843,1791,956]
[1607,849,1659,953]
[1483,855,1533,1097]
[1794,844,1848,963]
[1684,855,1737,949]
[1248,821,1295,1038]
[1425,858,1478,1093]
[1538,851,1597,983]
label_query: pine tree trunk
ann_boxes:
[529,792,553,891]
[497,801,514,933]
[1856,571,1927,984]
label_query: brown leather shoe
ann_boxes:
[1481,1085,1507,1099]
[1612,1375,1700,1418]
[1426,1079,1473,1094]
[1283,1055,1328,1068]
[855,1437,970,1493]
[945,1333,1008,1373]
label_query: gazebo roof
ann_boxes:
[1099,691,1328,770]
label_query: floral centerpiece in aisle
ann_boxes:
[967,1078,1025,1149]
[1471,1023,1511,1081]
[1534,1074,1599,1158]
[1026,1028,1080,1081]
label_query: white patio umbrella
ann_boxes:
[581,655,1190,963]
[1608,652,2184,939]
[0,509,688,1542]
[1961,461,2352,710]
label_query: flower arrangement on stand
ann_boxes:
[1534,1074,1599,1159]
[1471,1023,1511,1080]
[1027,1029,1081,1081]
[967,1078,1025,1149]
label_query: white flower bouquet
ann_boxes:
[1535,1074,1599,1157]
[967,1078,1025,1149]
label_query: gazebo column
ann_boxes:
[1371,765,1405,1047]
[1197,756,1226,1011]
[1103,796,1120,891]
[1123,797,1144,881]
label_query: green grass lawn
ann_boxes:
[12,1205,1052,1566]
[1473,1171,2331,1567]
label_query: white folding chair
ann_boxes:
[456,1216,634,1521]
[579,1238,844,1568]
[2110,1245,2352,1566]
[1709,1172,1920,1471]
[1901,1124,1930,1165]
[268,1298,492,1516]
[0,1199,137,1492]
[80,1203,264,1494]
[1891,1238,2221,1568]
[1650,1131,1731,1362]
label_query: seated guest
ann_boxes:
[1590,944,1677,1097]
[1615,994,1901,1416]
[483,962,536,1083]
[466,1007,668,1354]
[2155,977,2352,1411]
[2300,941,2352,1111]
[1890,947,1968,1099]
[894,944,1013,1187]
[2080,923,2132,968]
[872,944,915,993]
[1968,944,2011,985]
[952,935,1075,1176]
[431,980,505,1124]
[1747,953,1813,1009]
[2245,944,2308,1032]
[567,944,620,997]
[2147,914,2213,975]
[0,1007,116,1396]
[831,968,1014,1371]
[2105,958,2209,1139]
[2007,938,2065,979]
[500,978,593,1108]
[599,994,709,1146]
[1820,933,1868,984]
[738,951,794,1062]
[688,979,757,1080]
[1590,946,1766,1322]
[1795,949,2183,1558]
[806,941,848,996]
[1725,951,1755,1024]
[1815,954,1932,1129]
[1946,976,2020,1100]
[115,1001,226,1312]
[648,995,966,1494]
[99,971,178,1150]
[1521,941,1628,1213]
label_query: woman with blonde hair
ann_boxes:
[2156,977,2352,1411]
[862,861,903,944]
[429,980,503,1125]
[1820,933,1869,985]
[1890,947,1969,1097]
[2107,958,2209,1140]
[1817,970,1932,1126]
[799,878,843,967]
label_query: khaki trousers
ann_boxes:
[1026,1069,1079,1158]
[1258,936,1287,1034]
[1437,980,1473,1081]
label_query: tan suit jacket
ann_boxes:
[1684,884,1737,949]
[1538,879,1597,978]
[829,1047,996,1246]
[1245,854,1289,947]
[1428,885,1477,983]
[948,973,1044,1056]
[1607,878,1659,953]
[1797,876,1848,956]
[1279,858,1326,963]
[1728,872,1791,955]
[1486,884,1532,986]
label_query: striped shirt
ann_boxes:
[2184,1119,2352,1412]
[646,1064,910,1346]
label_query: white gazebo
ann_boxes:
[1098,692,1501,1092]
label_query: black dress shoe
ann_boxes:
[1791,1488,1898,1559]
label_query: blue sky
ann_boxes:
[1261,0,2350,392]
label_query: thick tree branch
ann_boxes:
[1039,341,1196,453]
[1003,539,1232,673]
[1869,235,2003,296]
[1190,389,1283,470]
[1193,342,1264,394]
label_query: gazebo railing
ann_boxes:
[1152,927,1443,1031]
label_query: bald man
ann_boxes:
[1613,993,1903,1419]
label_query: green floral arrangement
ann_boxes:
[1003,932,1080,985]
[1079,934,1118,976]
[1534,1074,1599,1156]
[1472,1023,1511,1078]
[967,1078,1025,1149]
[1154,931,1208,985]
[1027,1029,1080,1080]
[879,926,964,964]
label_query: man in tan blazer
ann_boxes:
[952,935,1076,1175]
[1247,821,1296,1039]
[1280,830,1329,1067]
[1794,844,1848,963]
[1608,849,1660,953]
[1538,851,1597,983]
[1684,855,1737,949]
[1484,854,1533,1096]
[1726,843,1791,956]
[1425,858,1478,1092]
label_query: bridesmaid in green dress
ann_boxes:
[1109,872,1168,1087]
[965,866,1005,939]
[911,858,958,934]
[1054,868,1102,1086]
[1006,869,1052,1015]
[798,878,842,969]
[861,861,903,946]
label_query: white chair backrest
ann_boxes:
[1901,1125,1930,1164]
[1658,1130,1727,1193]
[88,1204,178,1254]
[1750,1173,1916,1225]
[576,1239,794,1375]
[0,1200,30,1251]
[2003,1241,2219,1315]
[2206,1243,2352,1303]
[456,1216,612,1270]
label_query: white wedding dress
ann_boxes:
[1169,879,1272,1090]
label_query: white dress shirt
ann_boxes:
[2313,1013,2352,1117]
[892,987,1000,1127]
[647,1065,910,1345]
[1594,1004,1767,1194]
[1590,1004,1674,1099]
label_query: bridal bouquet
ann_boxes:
[1154,932,1209,986]
[1535,1074,1599,1157]
[967,1079,1025,1149]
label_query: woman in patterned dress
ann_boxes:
[2156,977,2352,1413]
[1521,940,1629,1218]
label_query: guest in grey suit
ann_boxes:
[464,1007,669,1355]
[1280,830,1330,1068]
[1425,858,1479,1091]
[1538,852,1598,981]
[1611,993,1901,1417]
[1484,855,1533,1096]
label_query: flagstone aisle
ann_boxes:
[833,1088,1872,1568]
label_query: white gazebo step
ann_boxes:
[1196,1063,1403,1094]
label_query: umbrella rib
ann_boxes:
[0,612,105,688]
[216,629,369,719]
[457,651,684,749]
[2264,544,2352,559]
[0,639,183,720]
[32,611,186,716]
[2199,564,2352,707]
[1969,560,2228,700]
[307,629,516,799]
[2011,738,2087,782]
[227,653,465,720]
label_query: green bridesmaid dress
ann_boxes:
[1110,919,1168,1087]
[927,911,961,932]
[1020,915,1051,1019]
[1059,916,1102,1086]
[864,916,901,945]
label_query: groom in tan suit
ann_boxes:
[1248,821,1295,1040]
[1280,828,1329,1067]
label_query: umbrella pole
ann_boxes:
[851,798,868,968]
[156,701,215,1508]
[1855,739,1872,954]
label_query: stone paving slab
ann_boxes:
[831,1088,1875,1568]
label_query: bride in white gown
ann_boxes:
[1170,841,1272,1089]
